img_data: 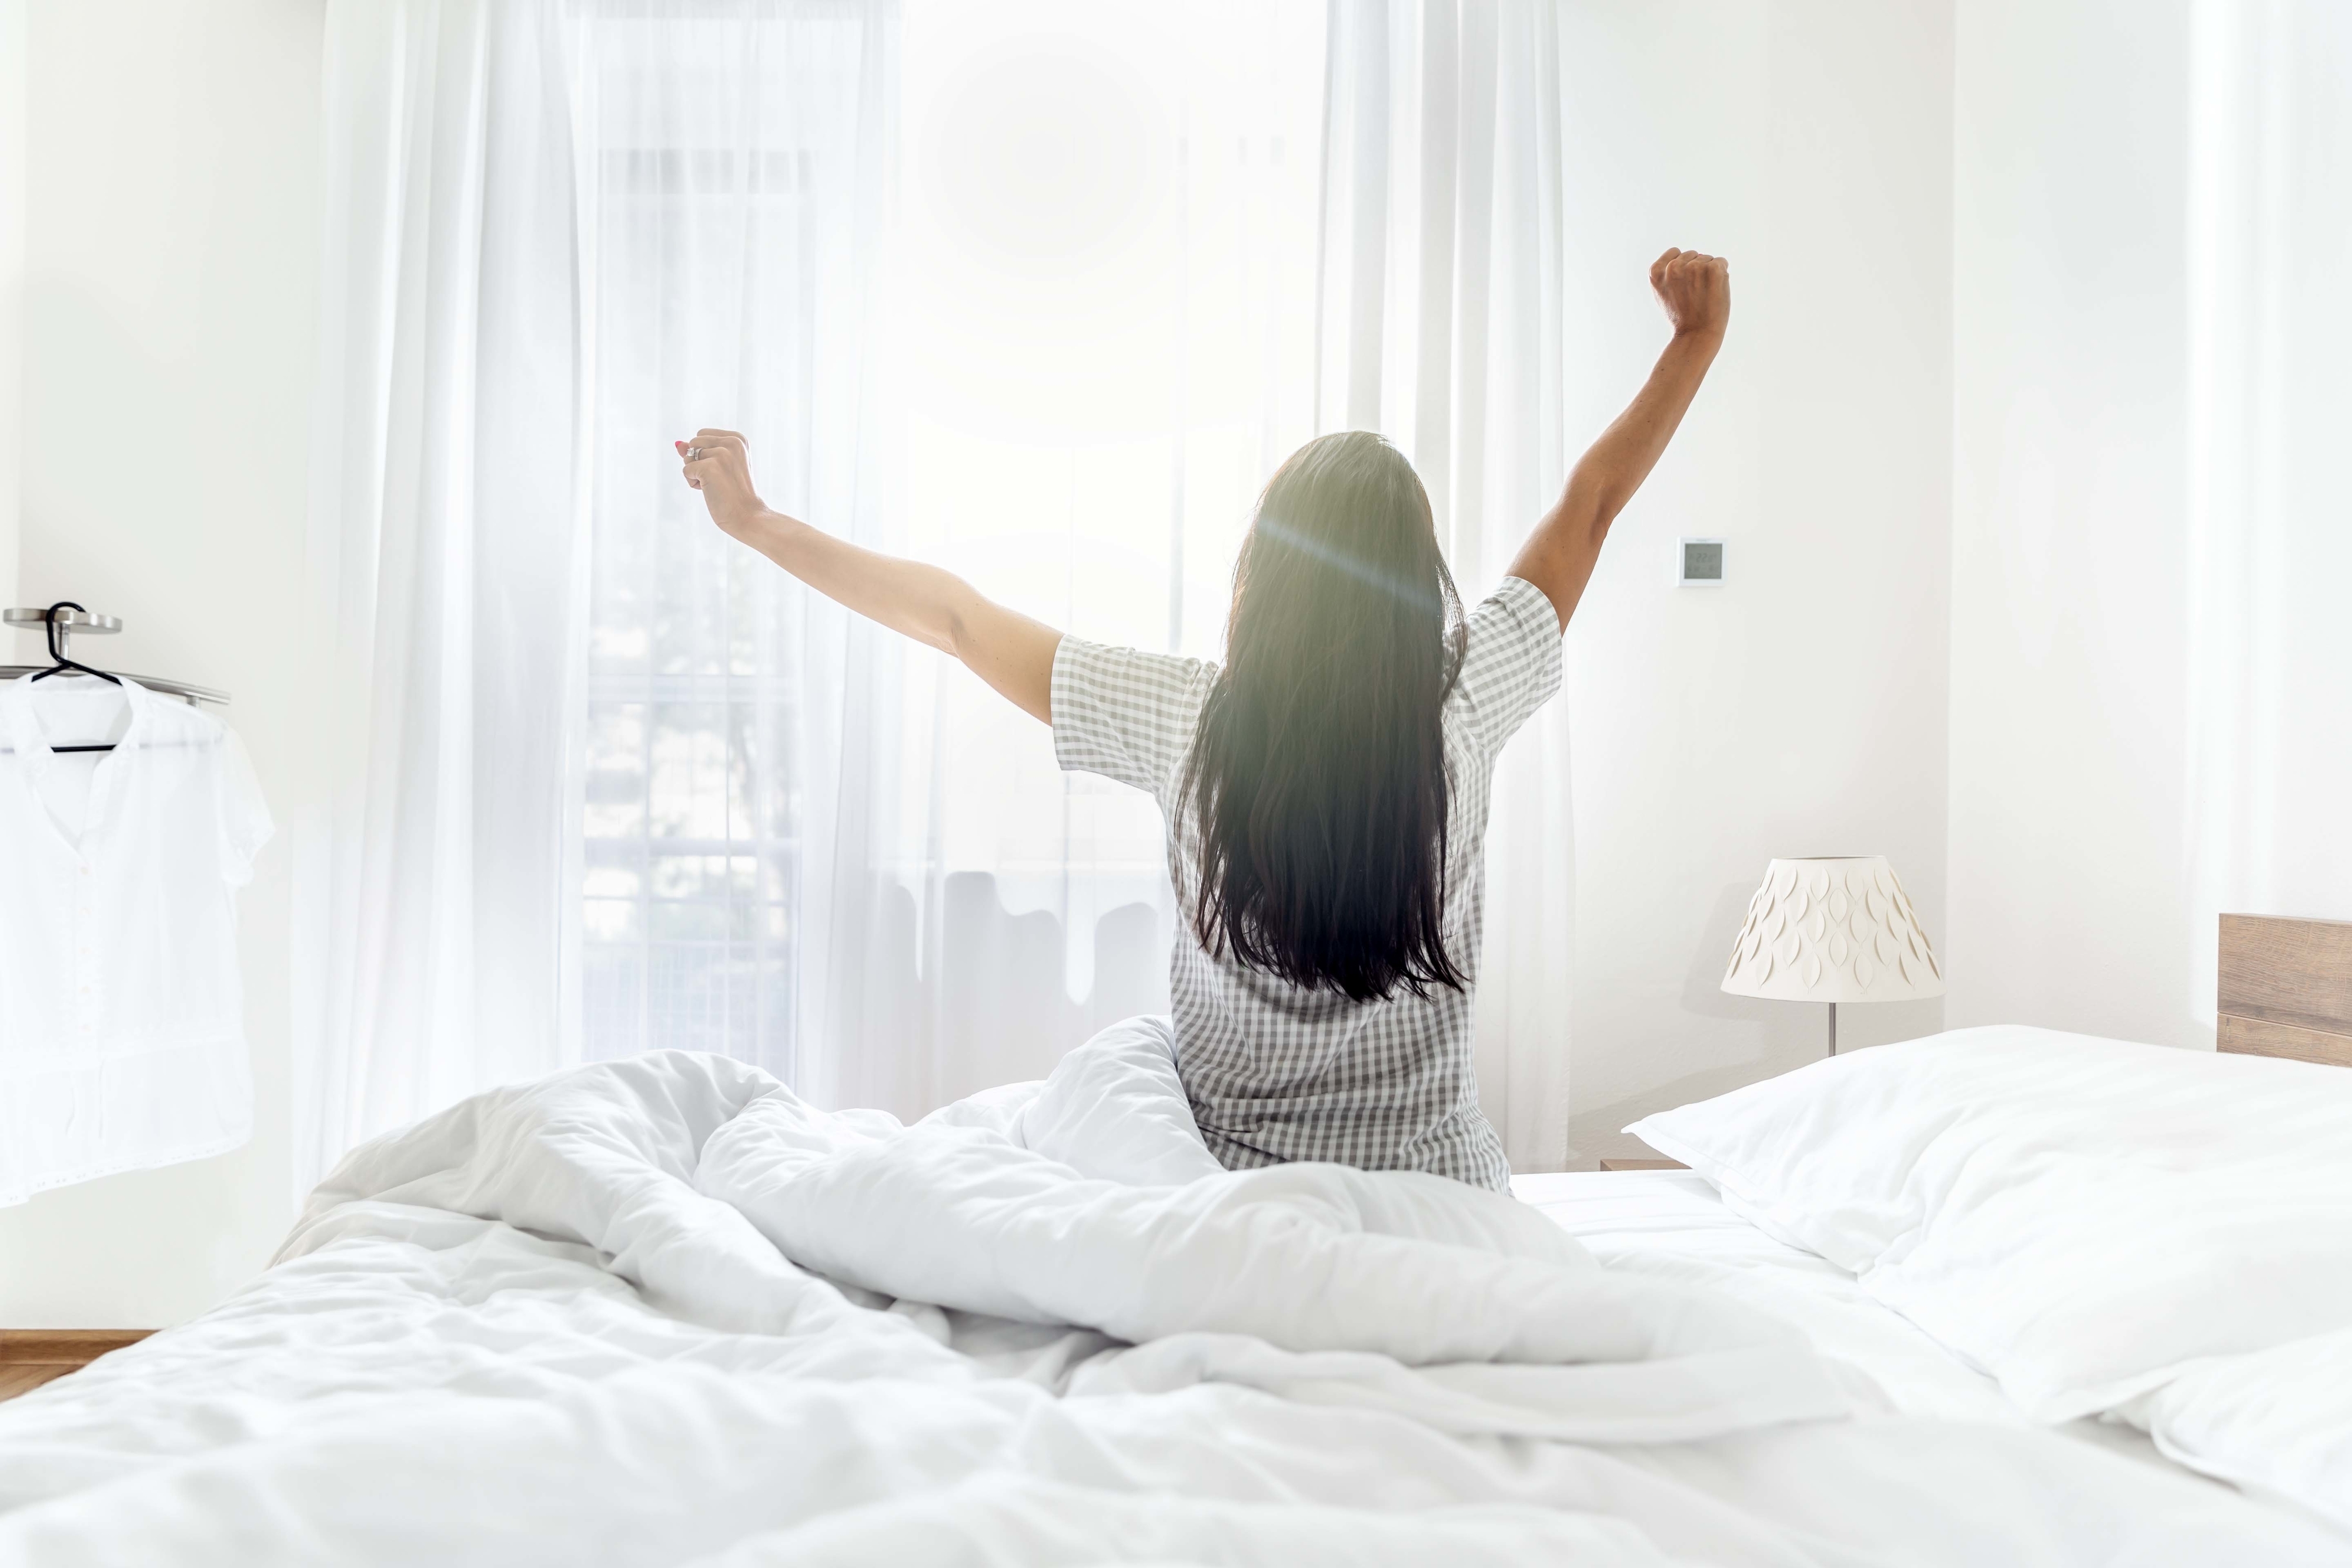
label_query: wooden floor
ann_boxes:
[0,1331,153,1403]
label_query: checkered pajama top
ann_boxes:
[1050,574,1563,1191]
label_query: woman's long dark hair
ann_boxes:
[1178,432,1467,1004]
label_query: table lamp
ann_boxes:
[1721,856,1943,1055]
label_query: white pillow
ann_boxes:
[2124,1328,2352,1532]
[1627,1025,2352,1420]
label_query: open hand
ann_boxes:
[677,429,765,537]
[1649,248,1730,342]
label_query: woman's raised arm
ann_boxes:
[1507,248,1729,631]
[679,430,1062,723]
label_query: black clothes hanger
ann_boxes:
[29,601,123,690]
[2,601,225,758]
[27,601,127,754]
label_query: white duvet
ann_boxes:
[1,1025,2343,1566]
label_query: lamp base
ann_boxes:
[1828,1001,1839,1058]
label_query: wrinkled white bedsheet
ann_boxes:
[2,1026,2345,1566]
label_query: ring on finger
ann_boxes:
[685,446,703,460]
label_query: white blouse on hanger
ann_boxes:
[0,673,272,1204]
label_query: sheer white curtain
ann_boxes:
[814,0,1573,1164]
[2184,0,2352,1019]
[303,0,1576,1181]
[299,0,901,1179]
[804,0,1328,1116]
[298,0,592,1183]
[1315,0,1573,1170]
[573,4,898,1085]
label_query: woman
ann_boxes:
[680,248,1729,1189]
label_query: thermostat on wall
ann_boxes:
[1678,537,1725,587]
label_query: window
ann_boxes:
[575,1,1325,1092]
[577,11,878,1075]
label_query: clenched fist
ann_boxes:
[676,429,766,538]
[1650,248,1730,342]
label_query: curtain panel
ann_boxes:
[299,0,904,1183]
[298,0,594,1186]
[2183,0,2352,1021]
[1317,0,1573,1170]
[300,0,1577,1186]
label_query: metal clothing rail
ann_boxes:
[0,666,228,707]
[2,604,229,707]
[1,603,230,753]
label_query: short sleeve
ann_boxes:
[1051,636,1215,804]
[1449,576,1564,757]
[213,727,275,889]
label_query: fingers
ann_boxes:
[680,444,750,495]
[1651,249,1729,297]
[1648,249,1731,338]
[677,431,750,492]
[1653,250,1729,297]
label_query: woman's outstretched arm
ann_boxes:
[1508,248,1730,631]
[679,430,1061,723]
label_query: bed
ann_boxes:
[0,917,2346,1565]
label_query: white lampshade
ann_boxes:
[1722,856,1944,1003]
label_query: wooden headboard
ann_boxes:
[2218,914,2352,1067]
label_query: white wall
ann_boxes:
[0,0,323,1327]
[0,0,21,612]
[1943,0,2205,1049]
[1557,0,1955,1162]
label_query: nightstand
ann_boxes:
[1590,1134,1687,1172]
